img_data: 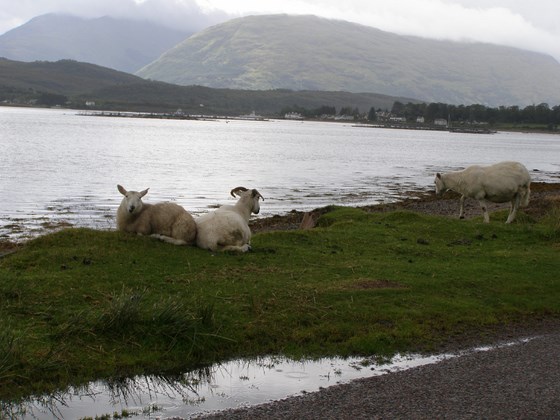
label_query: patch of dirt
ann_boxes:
[0,240,20,258]
[250,182,560,233]
[250,210,306,233]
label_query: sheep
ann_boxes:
[195,186,264,252]
[116,184,197,245]
[434,161,531,223]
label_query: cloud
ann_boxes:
[1,0,559,62]
[0,0,230,34]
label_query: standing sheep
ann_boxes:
[434,161,531,223]
[195,187,264,252]
[116,184,197,245]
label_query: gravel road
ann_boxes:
[197,329,560,419]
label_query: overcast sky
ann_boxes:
[1,0,559,62]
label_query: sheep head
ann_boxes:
[117,184,149,215]
[230,186,264,214]
[434,173,446,196]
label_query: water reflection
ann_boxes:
[2,338,533,419]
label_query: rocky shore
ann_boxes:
[250,181,560,233]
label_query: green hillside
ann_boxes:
[0,58,419,115]
[0,58,144,96]
[136,14,560,106]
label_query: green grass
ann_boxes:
[1,207,559,400]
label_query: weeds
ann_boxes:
[540,206,560,239]
[0,325,20,380]
[0,207,559,401]
[56,288,217,345]
[94,288,145,335]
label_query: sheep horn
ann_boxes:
[252,189,264,201]
[230,186,248,197]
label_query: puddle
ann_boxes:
[3,337,534,419]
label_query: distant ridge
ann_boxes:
[0,58,144,96]
[0,58,419,114]
[0,14,190,73]
[137,14,560,106]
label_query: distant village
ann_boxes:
[284,109,452,126]
[282,101,560,132]
[3,94,558,133]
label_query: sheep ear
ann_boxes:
[140,188,149,197]
[117,185,127,195]
[436,173,442,179]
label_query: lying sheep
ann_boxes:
[434,161,531,223]
[116,184,196,245]
[195,187,264,252]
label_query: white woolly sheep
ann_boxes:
[195,187,264,252]
[116,184,197,245]
[434,161,531,223]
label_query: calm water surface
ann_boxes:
[6,339,533,419]
[1,106,559,239]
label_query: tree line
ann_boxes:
[281,101,560,129]
[389,101,560,127]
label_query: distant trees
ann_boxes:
[391,101,427,121]
[367,107,377,122]
[316,105,336,116]
[339,106,360,117]
[37,93,68,106]
[280,104,357,118]
[276,100,560,127]
[389,101,560,127]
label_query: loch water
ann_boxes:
[1,106,559,240]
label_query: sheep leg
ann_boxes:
[150,233,187,246]
[221,244,252,253]
[505,194,521,224]
[478,200,490,223]
[459,195,466,219]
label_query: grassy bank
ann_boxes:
[1,206,559,401]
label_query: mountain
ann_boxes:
[136,14,560,107]
[0,58,144,96]
[0,14,190,73]
[0,58,418,114]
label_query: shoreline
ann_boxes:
[250,181,560,233]
[3,105,560,135]
[2,182,559,256]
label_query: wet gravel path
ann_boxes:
[197,330,560,419]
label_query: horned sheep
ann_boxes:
[195,187,264,252]
[434,161,531,223]
[116,184,197,245]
